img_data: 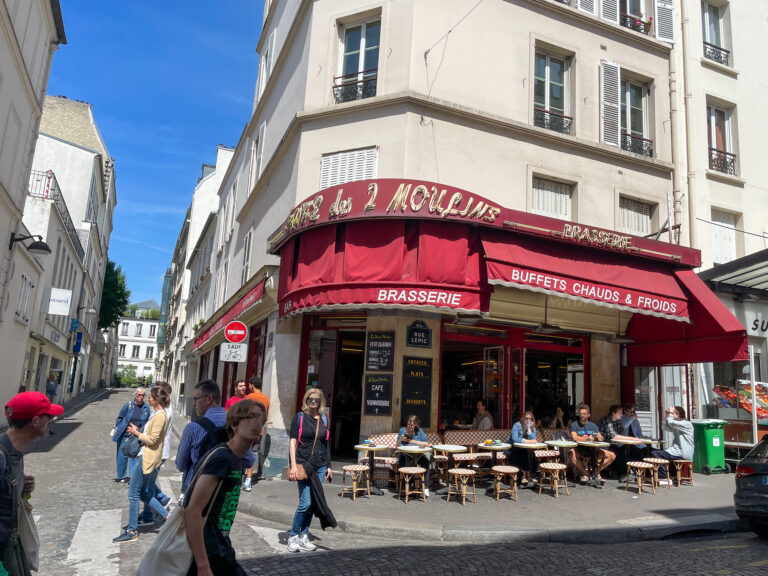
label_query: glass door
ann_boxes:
[634,366,658,438]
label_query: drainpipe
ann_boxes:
[668,36,681,244]
[681,0,697,251]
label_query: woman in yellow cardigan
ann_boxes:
[113,386,170,543]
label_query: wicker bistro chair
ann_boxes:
[340,464,370,501]
[643,457,671,489]
[491,465,519,501]
[447,468,477,505]
[626,461,656,495]
[670,459,694,486]
[398,466,427,503]
[360,433,400,488]
[538,462,569,498]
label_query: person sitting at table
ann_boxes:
[568,403,614,485]
[508,411,538,487]
[598,404,638,478]
[471,399,494,430]
[397,415,432,497]
[650,406,694,486]
[617,403,646,481]
[552,406,569,429]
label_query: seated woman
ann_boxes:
[396,415,432,497]
[507,411,538,486]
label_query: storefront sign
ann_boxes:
[741,302,768,337]
[220,342,247,363]
[366,332,394,371]
[401,357,432,428]
[193,279,265,350]
[48,288,72,316]
[364,374,392,415]
[407,321,432,348]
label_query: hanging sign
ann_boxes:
[48,288,72,316]
[364,374,392,416]
[406,321,432,348]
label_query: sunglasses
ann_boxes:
[307,397,321,404]
[192,395,209,402]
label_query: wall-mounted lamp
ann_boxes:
[9,233,51,256]
[78,305,98,315]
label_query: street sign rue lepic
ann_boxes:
[221,321,248,362]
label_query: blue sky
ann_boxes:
[47,2,263,304]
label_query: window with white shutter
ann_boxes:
[602,0,620,24]
[241,229,252,286]
[619,197,653,236]
[531,178,572,220]
[655,0,675,43]
[711,208,737,265]
[601,61,621,147]
[319,147,378,189]
[255,122,266,178]
[258,30,276,99]
[577,0,596,15]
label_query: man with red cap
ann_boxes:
[0,391,63,576]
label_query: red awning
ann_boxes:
[481,231,690,322]
[193,279,266,350]
[626,270,748,365]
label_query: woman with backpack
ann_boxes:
[113,386,170,543]
[287,388,336,552]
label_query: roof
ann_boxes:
[699,249,768,300]
[50,0,66,44]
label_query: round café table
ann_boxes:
[395,444,433,468]
[354,444,390,495]
[477,442,511,467]
[545,439,577,466]
[432,444,467,495]
[575,441,610,487]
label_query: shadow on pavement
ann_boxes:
[27,421,82,453]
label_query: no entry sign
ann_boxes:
[224,321,248,343]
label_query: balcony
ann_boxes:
[703,42,730,67]
[621,132,654,157]
[620,13,652,34]
[709,148,737,176]
[333,69,377,104]
[533,108,573,135]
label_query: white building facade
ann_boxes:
[116,316,159,382]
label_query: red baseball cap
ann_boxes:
[5,391,64,420]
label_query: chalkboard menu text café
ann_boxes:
[268,179,747,451]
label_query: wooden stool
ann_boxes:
[432,454,448,483]
[538,462,569,498]
[398,466,426,503]
[626,461,656,495]
[643,457,671,489]
[340,464,370,501]
[491,465,519,502]
[670,459,694,486]
[447,468,477,505]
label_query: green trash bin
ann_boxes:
[691,419,727,474]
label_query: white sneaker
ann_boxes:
[287,535,301,553]
[242,478,252,492]
[424,488,430,498]
[657,478,673,486]
[298,533,316,551]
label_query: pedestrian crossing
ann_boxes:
[65,509,122,575]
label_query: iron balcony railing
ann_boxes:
[620,13,651,34]
[703,41,730,66]
[533,107,573,135]
[553,0,570,4]
[709,147,737,175]
[28,170,85,261]
[333,68,378,104]
[621,132,654,157]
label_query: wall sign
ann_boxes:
[364,374,392,416]
[366,331,394,371]
[401,356,432,428]
[407,321,432,348]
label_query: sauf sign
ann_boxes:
[220,321,248,363]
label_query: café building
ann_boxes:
[264,178,747,456]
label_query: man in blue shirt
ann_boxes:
[113,388,150,482]
[568,403,614,486]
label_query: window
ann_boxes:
[702,2,730,65]
[15,274,34,322]
[711,208,737,265]
[135,324,143,337]
[241,229,252,286]
[618,0,652,33]
[131,346,140,359]
[334,19,380,103]
[534,52,571,134]
[619,197,653,236]
[146,346,154,360]
[119,344,126,357]
[255,122,266,179]
[257,29,276,100]
[149,324,156,338]
[620,79,652,156]
[121,322,129,336]
[531,177,572,219]
[320,147,377,189]
[707,104,736,175]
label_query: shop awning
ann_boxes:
[626,270,749,365]
[481,231,690,322]
[193,278,266,350]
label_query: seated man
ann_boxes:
[568,403,615,486]
[650,405,694,486]
[598,404,640,480]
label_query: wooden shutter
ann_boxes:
[619,197,652,236]
[601,0,619,24]
[655,0,675,43]
[255,122,266,177]
[532,178,571,219]
[267,30,276,76]
[601,61,621,147]
[711,209,736,265]
[577,0,596,15]
[241,229,252,286]
[320,147,378,189]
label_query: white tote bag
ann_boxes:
[136,447,224,576]
[19,499,39,571]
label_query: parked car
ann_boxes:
[734,437,768,537]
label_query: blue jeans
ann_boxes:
[290,466,326,536]
[650,449,683,479]
[127,456,167,531]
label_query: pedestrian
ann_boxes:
[287,387,336,553]
[185,398,266,575]
[0,391,63,576]
[650,405,694,486]
[44,374,57,402]
[112,388,150,483]
[242,375,271,491]
[152,382,174,509]
[224,379,251,411]
[113,386,171,543]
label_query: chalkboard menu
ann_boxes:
[366,332,395,371]
[364,374,392,415]
[401,356,432,428]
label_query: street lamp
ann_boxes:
[8,233,51,255]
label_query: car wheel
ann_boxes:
[702,465,712,475]
[751,522,768,539]
[725,463,732,474]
